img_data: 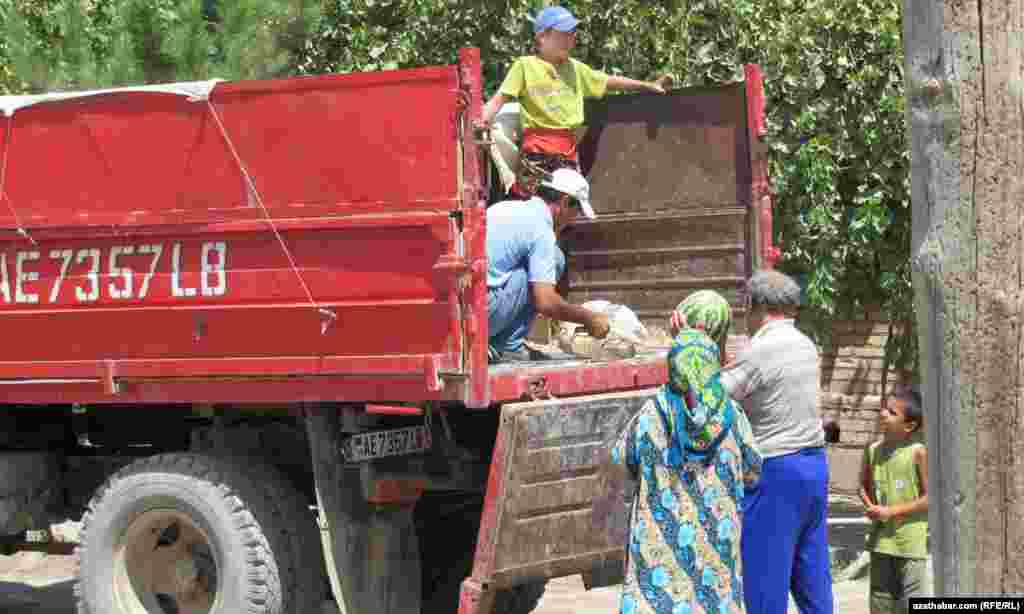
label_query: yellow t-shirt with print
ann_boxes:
[498,56,609,130]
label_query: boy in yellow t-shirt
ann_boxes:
[859,387,930,614]
[480,5,668,197]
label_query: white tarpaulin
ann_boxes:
[0,79,222,117]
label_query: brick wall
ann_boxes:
[817,306,915,496]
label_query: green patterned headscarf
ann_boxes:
[655,329,736,466]
[675,290,732,347]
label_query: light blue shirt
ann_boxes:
[486,197,564,289]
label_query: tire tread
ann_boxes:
[75,452,322,614]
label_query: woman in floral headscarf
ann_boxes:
[611,290,762,614]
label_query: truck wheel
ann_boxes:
[75,453,323,614]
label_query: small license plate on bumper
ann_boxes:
[341,425,433,463]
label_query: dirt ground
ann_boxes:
[0,551,75,614]
[0,550,870,614]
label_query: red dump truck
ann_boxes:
[0,49,773,614]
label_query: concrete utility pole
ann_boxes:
[904,1,1024,593]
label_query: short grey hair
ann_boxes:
[747,270,802,308]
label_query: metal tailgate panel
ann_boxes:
[568,82,756,334]
[472,389,654,589]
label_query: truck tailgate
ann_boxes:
[467,389,652,593]
[568,66,772,335]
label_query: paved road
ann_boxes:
[0,551,870,614]
[537,574,871,614]
[3,501,874,614]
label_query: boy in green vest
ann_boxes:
[859,387,930,614]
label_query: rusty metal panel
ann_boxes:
[567,83,754,331]
[476,389,653,589]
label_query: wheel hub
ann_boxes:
[113,510,219,614]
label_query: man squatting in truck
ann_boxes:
[486,168,610,363]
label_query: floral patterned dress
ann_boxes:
[612,331,762,614]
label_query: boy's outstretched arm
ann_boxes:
[607,75,671,94]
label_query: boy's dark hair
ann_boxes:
[535,184,567,205]
[893,386,924,431]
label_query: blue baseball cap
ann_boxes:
[532,6,579,33]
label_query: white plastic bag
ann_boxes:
[556,301,650,359]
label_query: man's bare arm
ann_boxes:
[531,282,609,338]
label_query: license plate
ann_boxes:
[341,425,432,463]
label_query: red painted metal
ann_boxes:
[0,354,666,404]
[0,354,451,379]
[486,356,667,403]
[457,578,493,614]
[457,48,491,410]
[364,405,424,416]
[744,64,777,268]
[0,54,764,408]
[0,61,470,403]
[459,405,511,614]
[363,479,426,505]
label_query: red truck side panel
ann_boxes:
[0,56,771,407]
[457,48,491,409]
[0,65,474,403]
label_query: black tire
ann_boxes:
[75,452,324,614]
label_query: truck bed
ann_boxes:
[0,50,771,408]
[486,351,667,401]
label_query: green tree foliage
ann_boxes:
[0,0,321,92]
[302,0,913,370]
[0,0,912,369]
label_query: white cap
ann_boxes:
[541,168,596,219]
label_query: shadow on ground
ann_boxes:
[0,580,75,613]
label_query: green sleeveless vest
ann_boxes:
[865,439,929,559]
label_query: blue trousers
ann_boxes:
[488,255,563,354]
[742,447,833,614]
[488,268,536,353]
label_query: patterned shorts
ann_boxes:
[515,150,580,198]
